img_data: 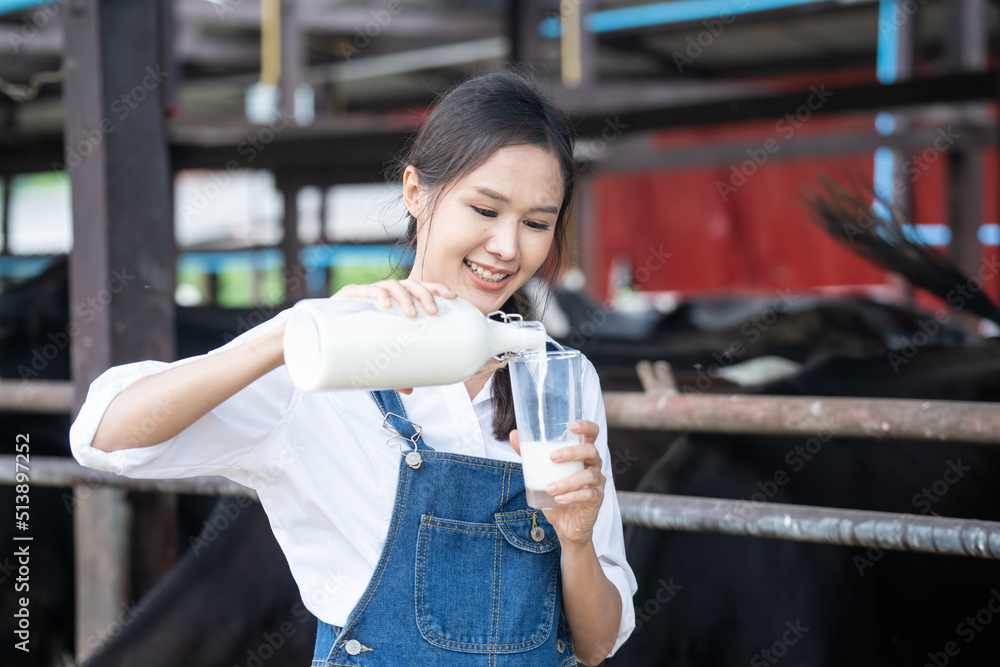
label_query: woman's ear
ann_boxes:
[402,166,423,220]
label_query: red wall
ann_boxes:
[590,131,998,312]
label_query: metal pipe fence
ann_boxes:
[619,492,1000,559]
[6,382,1000,444]
[602,391,1000,444]
[5,382,999,558]
[4,455,1000,559]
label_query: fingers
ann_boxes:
[332,280,456,317]
[544,465,605,505]
[549,485,603,506]
[550,442,601,468]
[545,438,605,505]
[569,419,600,443]
[398,279,451,316]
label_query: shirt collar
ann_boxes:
[471,372,495,406]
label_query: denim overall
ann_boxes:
[310,388,576,666]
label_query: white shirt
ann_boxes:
[69,309,637,658]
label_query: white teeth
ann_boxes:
[466,260,508,282]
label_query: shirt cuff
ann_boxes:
[602,562,637,659]
[69,365,174,477]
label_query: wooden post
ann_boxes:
[279,0,303,122]
[63,0,176,660]
[280,180,306,305]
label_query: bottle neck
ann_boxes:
[485,319,547,357]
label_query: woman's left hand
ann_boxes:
[510,420,605,545]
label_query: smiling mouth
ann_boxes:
[465,260,510,283]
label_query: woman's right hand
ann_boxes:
[332,278,456,318]
[331,279,456,394]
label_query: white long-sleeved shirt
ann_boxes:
[69,309,637,658]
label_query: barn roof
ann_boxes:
[2,0,996,182]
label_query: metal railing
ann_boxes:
[4,376,1000,558]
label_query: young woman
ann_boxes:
[70,69,636,666]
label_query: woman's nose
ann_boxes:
[484,219,518,260]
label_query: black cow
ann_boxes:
[80,497,315,667]
[608,340,1000,666]
[607,185,1000,666]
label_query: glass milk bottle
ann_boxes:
[282,296,547,391]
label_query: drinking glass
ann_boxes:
[508,349,585,509]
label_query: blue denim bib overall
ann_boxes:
[310,389,576,666]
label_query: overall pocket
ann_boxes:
[415,510,560,654]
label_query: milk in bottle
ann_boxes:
[282,296,546,391]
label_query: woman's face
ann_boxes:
[404,144,564,315]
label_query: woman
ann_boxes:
[70,69,636,666]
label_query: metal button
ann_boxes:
[345,639,363,656]
[531,526,545,542]
[405,451,422,469]
[557,638,566,653]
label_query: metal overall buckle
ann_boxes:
[381,412,424,469]
[487,310,523,362]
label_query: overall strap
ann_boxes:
[370,390,431,452]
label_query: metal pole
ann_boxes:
[0,380,73,413]
[8,456,999,560]
[6,383,1000,445]
[619,492,1000,559]
[603,392,1000,444]
[0,456,257,499]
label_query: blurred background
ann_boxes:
[2,1,1000,666]
[3,0,997,314]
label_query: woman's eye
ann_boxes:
[525,220,551,231]
[471,206,497,218]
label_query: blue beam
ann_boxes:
[876,0,899,84]
[873,0,899,213]
[176,244,410,275]
[539,0,860,38]
[0,0,55,15]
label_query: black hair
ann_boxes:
[389,67,577,440]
